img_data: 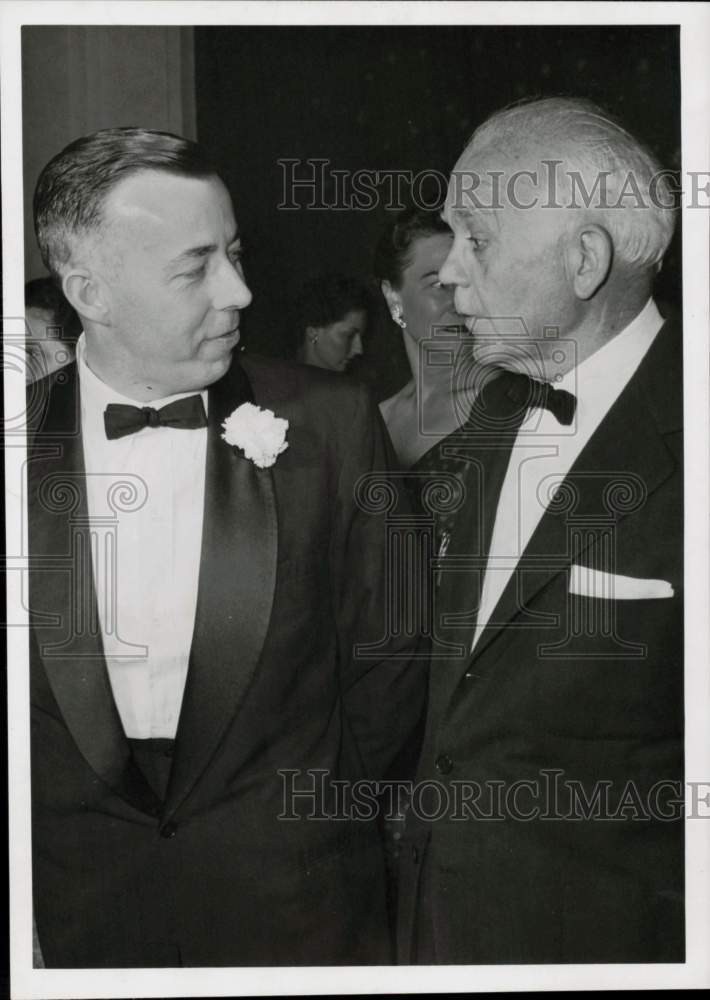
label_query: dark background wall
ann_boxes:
[195,25,681,400]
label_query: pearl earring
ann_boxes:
[393,308,407,330]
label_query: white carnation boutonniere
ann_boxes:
[221,402,289,469]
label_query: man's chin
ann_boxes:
[174,352,235,393]
[206,350,236,380]
[472,341,548,381]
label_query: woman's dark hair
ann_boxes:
[34,127,218,279]
[295,272,372,334]
[373,206,451,289]
[24,277,82,342]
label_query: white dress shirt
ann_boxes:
[77,336,208,738]
[472,298,665,651]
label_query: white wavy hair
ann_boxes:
[449,97,676,269]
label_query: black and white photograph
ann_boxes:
[2,1,709,996]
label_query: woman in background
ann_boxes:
[374,206,489,468]
[24,276,81,382]
[295,272,371,373]
[374,209,492,919]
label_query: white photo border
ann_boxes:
[3,2,709,996]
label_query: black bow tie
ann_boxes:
[103,395,208,440]
[502,370,577,426]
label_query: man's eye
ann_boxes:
[182,264,206,281]
[465,235,486,251]
[228,245,244,265]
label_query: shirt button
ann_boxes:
[435,753,454,775]
[160,821,178,839]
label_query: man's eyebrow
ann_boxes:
[165,232,241,271]
[167,244,214,268]
[450,206,498,230]
[449,207,475,226]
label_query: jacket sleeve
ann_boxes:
[329,384,429,781]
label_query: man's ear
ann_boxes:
[381,280,402,319]
[567,224,613,300]
[62,268,111,325]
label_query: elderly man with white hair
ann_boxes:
[398,97,683,964]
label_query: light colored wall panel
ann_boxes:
[22,25,196,279]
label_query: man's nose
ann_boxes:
[212,259,253,311]
[438,242,466,287]
[350,335,364,357]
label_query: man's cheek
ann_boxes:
[469,252,491,287]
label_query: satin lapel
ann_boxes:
[469,344,678,668]
[434,373,529,649]
[28,366,161,815]
[427,377,525,721]
[434,430,518,651]
[165,362,278,817]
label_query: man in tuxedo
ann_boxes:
[28,127,426,967]
[398,97,683,963]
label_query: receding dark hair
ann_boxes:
[24,276,82,342]
[373,205,451,288]
[295,272,372,335]
[34,127,218,279]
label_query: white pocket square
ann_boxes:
[569,565,674,600]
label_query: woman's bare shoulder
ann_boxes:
[379,381,414,421]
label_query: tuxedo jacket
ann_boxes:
[398,317,684,964]
[28,355,427,967]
